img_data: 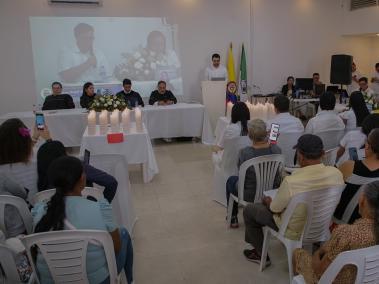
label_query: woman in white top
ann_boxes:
[339,91,370,131]
[336,114,379,166]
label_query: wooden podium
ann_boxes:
[201,81,226,132]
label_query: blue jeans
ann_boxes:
[226,176,239,217]
[101,227,134,284]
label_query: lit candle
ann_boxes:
[110,109,120,133]
[122,108,130,133]
[135,107,143,132]
[99,110,108,135]
[226,102,233,120]
[87,110,96,136]
[245,100,253,119]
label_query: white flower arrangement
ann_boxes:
[89,95,127,112]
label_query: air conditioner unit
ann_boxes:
[48,0,102,5]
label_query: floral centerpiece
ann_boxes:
[89,95,127,112]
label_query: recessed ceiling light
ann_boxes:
[376,33,379,37]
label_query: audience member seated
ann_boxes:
[334,129,379,223]
[339,91,369,130]
[80,82,96,109]
[37,140,117,203]
[213,102,250,153]
[266,95,304,133]
[359,77,375,112]
[305,91,345,134]
[116,78,144,108]
[32,156,133,284]
[242,134,344,264]
[42,82,75,111]
[336,114,379,166]
[281,76,296,97]
[0,118,51,194]
[0,172,28,237]
[148,80,177,106]
[226,119,281,228]
[294,180,379,284]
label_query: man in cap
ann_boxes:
[242,134,344,265]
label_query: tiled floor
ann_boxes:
[129,140,290,284]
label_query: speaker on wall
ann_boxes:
[330,54,353,85]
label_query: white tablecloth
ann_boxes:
[80,123,159,183]
[0,109,88,147]
[214,116,230,145]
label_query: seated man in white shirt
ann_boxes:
[266,95,304,133]
[359,77,375,112]
[305,91,345,134]
[347,62,361,95]
[204,53,228,81]
[371,62,379,95]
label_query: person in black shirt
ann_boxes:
[149,80,177,105]
[80,82,95,109]
[116,78,144,108]
[42,82,75,110]
[281,76,296,97]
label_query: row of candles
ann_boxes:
[87,108,143,135]
[226,101,276,122]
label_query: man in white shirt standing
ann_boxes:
[347,62,361,95]
[266,95,304,133]
[204,53,228,81]
[58,23,110,84]
[305,91,345,134]
[359,77,375,111]
[371,63,379,95]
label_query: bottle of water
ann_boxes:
[99,66,106,82]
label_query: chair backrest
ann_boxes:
[238,154,285,203]
[319,245,379,284]
[322,147,338,166]
[340,175,379,223]
[0,195,33,238]
[276,132,303,167]
[21,230,118,284]
[278,185,345,243]
[220,136,251,177]
[315,129,345,151]
[0,243,22,284]
[33,187,104,205]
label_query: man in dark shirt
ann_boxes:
[149,80,177,105]
[42,82,75,110]
[116,78,144,108]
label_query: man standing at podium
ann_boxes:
[204,53,228,81]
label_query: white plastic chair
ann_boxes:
[21,230,120,284]
[321,147,338,166]
[315,129,345,151]
[260,185,345,283]
[292,245,379,284]
[0,243,23,284]
[213,136,251,206]
[0,195,33,238]
[276,132,303,167]
[227,154,285,224]
[32,187,104,205]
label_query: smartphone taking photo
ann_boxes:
[269,123,280,144]
[35,113,45,130]
[348,147,359,161]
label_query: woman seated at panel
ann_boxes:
[213,102,250,153]
[226,119,282,228]
[37,140,118,203]
[334,128,379,223]
[80,82,96,109]
[293,180,379,284]
[339,91,370,131]
[281,76,296,97]
[32,156,134,284]
[336,114,379,166]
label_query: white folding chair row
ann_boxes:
[259,185,345,283]
[0,195,33,238]
[227,154,285,224]
[315,129,345,151]
[276,132,303,168]
[292,245,379,284]
[321,147,338,167]
[21,230,122,284]
[0,243,24,284]
[32,187,104,205]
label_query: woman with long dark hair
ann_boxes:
[340,91,370,130]
[32,156,133,284]
[281,76,296,97]
[80,82,95,109]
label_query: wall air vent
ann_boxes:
[351,0,378,10]
[48,0,102,5]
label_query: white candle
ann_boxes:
[87,110,96,136]
[122,108,130,133]
[245,101,253,120]
[110,110,120,133]
[226,102,233,120]
[135,107,143,132]
[99,110,108,135]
